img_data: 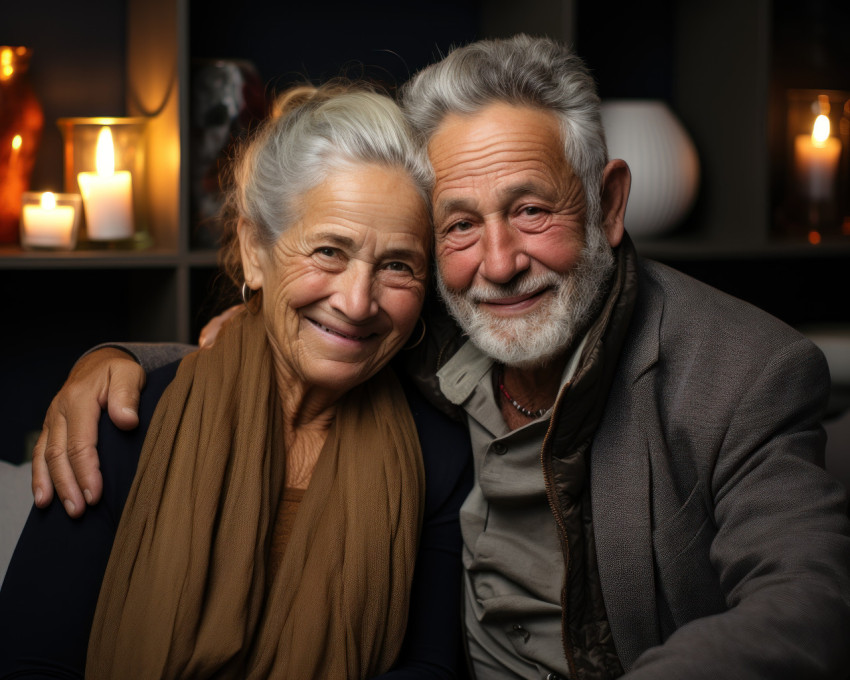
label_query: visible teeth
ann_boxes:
[314,320,369,340]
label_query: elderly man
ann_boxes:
[29,36,850,679]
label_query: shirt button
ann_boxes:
[491,442,507,455]
[511,623,530,642]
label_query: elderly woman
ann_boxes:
[0,85,471,678]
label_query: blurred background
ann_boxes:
[1,0,849,478]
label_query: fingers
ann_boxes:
[30,347,143,516]
[199,304,241,348]
[60,389,107,511]
[104,360,146,431]
[31,428,54,508]
[45,413,90,518]
[32,406,90,518]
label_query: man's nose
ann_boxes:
[332,263,379,321]
[479,220,530,284]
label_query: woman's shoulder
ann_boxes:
[400,373,473,499]
[96,359,181,512]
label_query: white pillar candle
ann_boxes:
[794,114,842,201]
[78,127,134,240]
[21,192,76,248]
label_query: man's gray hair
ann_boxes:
[401,34,609,216]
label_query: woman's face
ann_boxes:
[241,163,431,396]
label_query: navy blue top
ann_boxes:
[0,361,473,679]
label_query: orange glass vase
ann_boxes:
[0,46,44,244]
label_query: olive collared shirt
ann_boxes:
[436,338,586,679]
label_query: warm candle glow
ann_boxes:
[40,191,57,210]
[812,115,831,146]
[95,127,116,177]
[21,191,78,249]
[11,134,22,151]
[78,126,134,240]
[794,111,842,202]
[0,47,13,80]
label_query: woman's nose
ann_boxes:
[332,263,379,321]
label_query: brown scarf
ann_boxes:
[86,310,425,678]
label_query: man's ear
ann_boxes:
[237,219,264,290]
[600,159,631,247]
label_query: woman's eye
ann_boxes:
[312,247,347,270]
[384,261,413,274]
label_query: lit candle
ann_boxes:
[794,114,842,201]
[77,127,133,240]
[10,134,21,168]
[21,192,76,248]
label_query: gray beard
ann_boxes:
[436,222,615,369]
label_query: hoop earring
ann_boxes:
[242,282,259,309]
[404,317,427,350]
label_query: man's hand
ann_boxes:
[32,347,146,517]
[199,304,241,348]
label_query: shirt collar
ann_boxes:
[436,333,590,430]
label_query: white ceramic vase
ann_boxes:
[600,100,700,238]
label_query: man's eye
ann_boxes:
[521,206,543,216]
[450,220,473,232]
[316,247,338,257]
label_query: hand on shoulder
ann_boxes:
[31,347,145,517]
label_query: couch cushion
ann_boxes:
[0,460,34,586]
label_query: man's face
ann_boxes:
[428,102,614,368]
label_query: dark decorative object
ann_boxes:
[0,47,44,244]
[190,59,267,249]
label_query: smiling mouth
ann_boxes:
[309,318,377,341]
[481,287,553,307]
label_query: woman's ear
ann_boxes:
[237,219,264,290]
[600,159,631,247]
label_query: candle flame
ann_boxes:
[0,47,13,79]
[812,115,831,147]
[11,134,22,151]
[95,127,116,177]
[41,192,57,210]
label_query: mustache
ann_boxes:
[463,271,566,303]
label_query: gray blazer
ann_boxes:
[593,260,850,677]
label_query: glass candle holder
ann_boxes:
[20,191,81,250]
[777,89,850,244]
[57,117,151,248]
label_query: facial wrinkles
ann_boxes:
[255,166,429,395]
[428,105,612,367]
[430,106,577,221]
[436,216,613,369]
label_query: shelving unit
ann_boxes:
[3,0,848,463]
[577,0,850,328]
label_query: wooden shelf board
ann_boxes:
[0,247,220,269]
[634,237,850,261]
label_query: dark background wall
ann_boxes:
[2,1,849,464]
[4,3,127,193]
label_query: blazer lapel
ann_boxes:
[590,264,664,669]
